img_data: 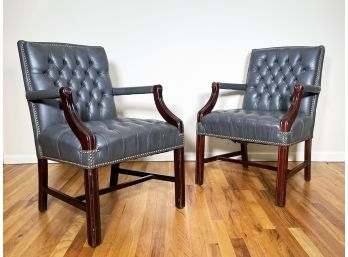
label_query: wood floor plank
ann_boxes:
[289,228,324,257]
[3,161,344,257]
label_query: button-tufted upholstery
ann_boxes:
[18,41,184,166]
[198,109,314,145]
[197,46,324,145]
[244,46,323,115]
[196,46,325,207]
[39,118,184,168]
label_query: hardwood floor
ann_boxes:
[4,161,344,257]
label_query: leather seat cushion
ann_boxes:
[197,109,314,145]
[38,118,184,168]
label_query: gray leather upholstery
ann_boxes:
[112,86,153,95]
[198,109,313,145]
[39,118,184,168]
[198,46,325,145]
[26,88,60,101]
[18,41,183,166]
[219,83,247,91]
[243,46,324,114]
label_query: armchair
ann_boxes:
[196,46,324,207]
[18,41,185,247]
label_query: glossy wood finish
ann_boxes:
[50,85,185,247]
[38,158,48,212]
[4,162,344,256]
[195,134,205,185]
[38,160,182,247]
[287,161,308,179]
[84,169,101,247]
[240,143,248,169]
[110,163,119,187]
[305,139,312,181]
[117,168,176,182]
[197,82,220,122]
[174,148,185,208]
[195,82,314,207]
[204,151,242,163]
[153,84,184,132]
[59,87,96,150]
[280,84,304,132]
[275,146,289,207]
[46,186,86,211]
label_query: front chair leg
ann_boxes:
[195,134,205,185]
[110,163,120,187]
[174,147,185,208]
[304,139,312,181]
[275,146,289,207]
[240,142,248,169]
[38,158,48,212]
[84,169,101,247]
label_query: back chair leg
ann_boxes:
[304,139,312,181]
[195,134,205,185]
[84,169,101,247]
[38,158,48,212]
[174,147,185,208]
[275,146,289,207]
[110,163,120,187]
[241,142,249,169]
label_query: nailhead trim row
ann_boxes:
[30,42,104,49]
[79,149,101,153]
[310,46,324,115]
[42,144,184,169]
[198,132,310,146]
[20,41,43,156]
[20,41,114,157]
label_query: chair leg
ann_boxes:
[84,168,101,247]
[38,158,48,212]
[241,142,248,169]
[304,139,312,181]
[275,146,289,207]
[195,134,205,185]
[174,147,185,208]
[110,163,120,187]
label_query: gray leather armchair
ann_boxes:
[18,41,185,247]
[196,46,324,207]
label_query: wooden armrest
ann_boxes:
[280,84,304,132]
[59,87,96,150]
[153,85,183,133]
[197,82,220,122]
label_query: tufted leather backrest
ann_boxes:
[243,46,324,115]
[18,41,117,156]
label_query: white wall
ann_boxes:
[4,0,345,163]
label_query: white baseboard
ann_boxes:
[3,151,345,164]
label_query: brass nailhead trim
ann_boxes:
[42,144,184,169]
[198,132,310,146]
[310,47,324,115]
[21,42,43,156]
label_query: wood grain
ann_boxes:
[4,161,344,257]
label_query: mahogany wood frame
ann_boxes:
[196,82,315,207]
[36,85,184,247]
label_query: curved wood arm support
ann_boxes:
[153,85,184,133]
[197,82,220,122]
[280,84,304,132]
[59,87,96,150]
